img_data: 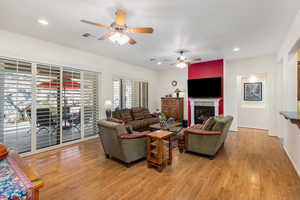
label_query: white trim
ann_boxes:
[80,70,84,139]
[283,144,300,178]
[189,98,221,126]
[31,63,37,152]
[20,135,98,157]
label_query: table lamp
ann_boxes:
[104,100,112,120]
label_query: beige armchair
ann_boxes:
[97,120,149,167]
[180,115,233,159]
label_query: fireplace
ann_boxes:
[189,98,221,126]
[194,106,215,124]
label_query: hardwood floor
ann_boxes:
[24,128,300,200]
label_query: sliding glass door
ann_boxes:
[0,57,100,154]
[62,68,81,143]
[36,64,61,149]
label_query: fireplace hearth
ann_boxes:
[194,106,215,124]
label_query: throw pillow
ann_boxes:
[132,107,144,120]
[120,109,133,122]
[211,117,226,131]
[142,108,152,119]
[201,117,216,131]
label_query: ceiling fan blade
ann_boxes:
[189,58,202,62]
[80,19,111,29]
[115,10,126,26]
[127,27,154,34]
[98,32,114,40]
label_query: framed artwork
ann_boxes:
[244,82,262,101]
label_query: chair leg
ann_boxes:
[209,155,215,160]
[105,154,110,159]
[125,163,132,168]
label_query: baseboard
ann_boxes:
[283,145,300,178]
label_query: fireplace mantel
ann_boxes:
[189,98,222,126]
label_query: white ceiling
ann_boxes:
[0,0,299,70]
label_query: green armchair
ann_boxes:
[180,115,233,159]
[97,120,148,167]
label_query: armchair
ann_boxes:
[97,120,149,167]
[180,115,233,159]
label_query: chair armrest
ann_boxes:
[119,133,148,139]
[111,118,125,124]
[184,128,221,135]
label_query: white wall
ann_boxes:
[237,73,268,129]
[0,30,159,118]
[156,68,188,120]
[224,55,281,134]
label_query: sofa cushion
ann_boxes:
[126,120,148,130]
[201,117,216,130]
[120,109,133,122]
[144,117,159,125]
[132,107,145,120]
[112,110,121,119]
[142,108,152,119]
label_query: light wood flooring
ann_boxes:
[24,128,300,200]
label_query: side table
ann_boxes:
[147,131,173,172]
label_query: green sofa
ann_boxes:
[180,115,233,159]
[97,120,149,167]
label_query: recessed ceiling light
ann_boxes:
[38,19,49,25]
[157,62,162,65]
[233,47,240,52]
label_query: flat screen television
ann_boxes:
[188,77,222,98]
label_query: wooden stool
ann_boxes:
[147,131,173,172]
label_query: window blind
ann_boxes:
[36,64,61,149]
[0,59,32,153]
[83,71,99,137]
[113,79,149,110]
[113,79,121,110]
[62,68,81,143]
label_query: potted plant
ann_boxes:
[159,113,167,127]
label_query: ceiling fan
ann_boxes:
[80,10,154,45]
[166,50,201,68]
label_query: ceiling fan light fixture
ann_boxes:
[108,32,130,45]
[176,62,187,69]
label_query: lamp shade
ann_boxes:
[104,100,112,110]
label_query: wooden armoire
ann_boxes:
[161,97,184,121]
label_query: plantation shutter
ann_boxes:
[62,68,81,142]
[132,81,140,108]
[36,64,61,149]
[141,82,149,108]
[112,79,121,110]
[83,71,99,137]
[0,59,33,153]
[122,79,133,109]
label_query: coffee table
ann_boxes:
[149,122,182,131]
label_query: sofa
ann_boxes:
[97,120,150,167]
[179,115,233,159]
[112,107,159,131]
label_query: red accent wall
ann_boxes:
[188,59,224,124]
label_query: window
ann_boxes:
[0,57,100,154]
[0,59,32,153]
[83,71,99,137]
[36,64,61,149]
[112,79,149,110]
